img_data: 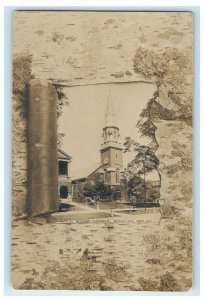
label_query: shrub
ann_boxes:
[138,277,158,291]
[143,234,160,251]
[159,272,180,291]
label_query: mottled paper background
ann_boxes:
[12,11,193,291]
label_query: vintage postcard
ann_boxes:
[12,11,193,291]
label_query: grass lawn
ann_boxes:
[98,201,130,210]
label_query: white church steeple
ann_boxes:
[101,88,121,147]
[100,86,123,185]
[104,89,118,128]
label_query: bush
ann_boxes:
[13,54,33,96]
[138,277,158,291]
[160,203,175,219]
[179,228,192,257]
[159,272,180,291]
[138,272,180,292]
[143,234,160,251]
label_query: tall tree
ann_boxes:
[125,174,144,201]
[124,138,160,209]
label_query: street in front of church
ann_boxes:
[12,205,191,291]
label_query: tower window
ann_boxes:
[104,170,108,184]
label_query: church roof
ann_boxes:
[104,89,118,128]
[58,148,72,161]
[71,162,102,182]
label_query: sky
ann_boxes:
[58,81,157,178]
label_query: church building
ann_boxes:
[72,91,124,187]
[100,93,123,185]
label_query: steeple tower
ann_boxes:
[100,87,123,185]
[104,90,117,128]
[102,89,121,147]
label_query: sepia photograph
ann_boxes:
[12,11,193,291]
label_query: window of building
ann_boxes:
[59,160,68,176]
[116,169,120,183]
[60,186,68,198]
[104,170,108,184]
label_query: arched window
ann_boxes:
[104,169,108,184]
[60,186,68,199]
[116,169,120,183]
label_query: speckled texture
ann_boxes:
[12,212,192,291]
[12,11,193,291]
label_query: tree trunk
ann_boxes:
[143,161,147,211]
[28,79,59,217]
[156,166,161,187]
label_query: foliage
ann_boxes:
[126,176,160,202]
[138,272,180,292]
[52,84,69,146]
[124,140,160,204]
[133,47,192,197]
[134,47,190,86]
[13,55,69,118]
[140,96,177,121]
[137,117,157,141]
[13,54,33,96]
[126,174,144,201]
[83,173,108,198]
[143,234,160,252]
[136,94,159,150]
[176,217,192,257]
[133,47,192,120]
[138,277,158,291]
[74,173,124,202]
[72,183,86,203]
[104,258,127,282]
[178,228,192,257]
[124,140,159,176]
[111,186,122,201]
[53,84,69,118]
[83,173,111,200]
[159,203,175,219]
[146,182,160,202]
[159,272,180,291]
[57,132,65,148]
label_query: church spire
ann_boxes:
[100,86,123,185]
[101,86,121,147]
[104,87,118,128]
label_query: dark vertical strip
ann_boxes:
[28,79,58,216]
